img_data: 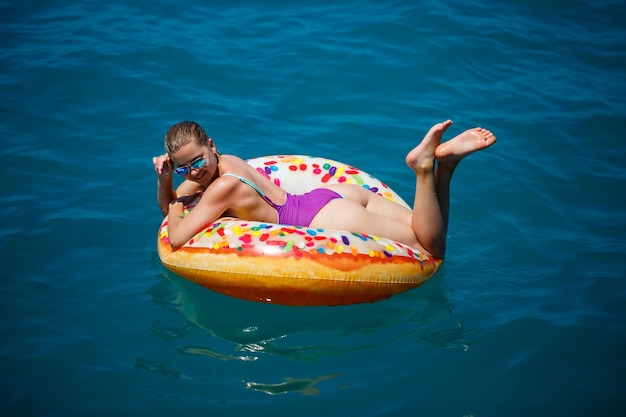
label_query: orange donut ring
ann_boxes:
[157,155,442,306]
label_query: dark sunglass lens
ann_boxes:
[191,158,207,169]
[175,166,189,176]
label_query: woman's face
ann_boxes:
[170,140,218,185]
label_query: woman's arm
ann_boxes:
[166,179,236,250]
[153,154,176,216]
[157,178,176,217]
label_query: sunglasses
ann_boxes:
[174,156,208,176]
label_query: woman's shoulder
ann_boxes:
[220,154,246,164]
[219,155,258,176]
[217,154,249,173]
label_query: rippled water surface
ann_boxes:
[1,0,625,416]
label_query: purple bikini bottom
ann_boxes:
[275,188,343,227]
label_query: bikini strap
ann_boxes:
[222,173,278,207]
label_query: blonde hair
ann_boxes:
[164,121,211,155]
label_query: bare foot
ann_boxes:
[406,120,453,171]
[435,127,496,165]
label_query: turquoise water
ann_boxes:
[1,0,625,415]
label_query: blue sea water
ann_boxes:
[1,0,625,415]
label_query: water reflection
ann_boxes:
[245,373,343,396]
[153,268,472,357]
[180,346,257,362]
[140,267,476,395]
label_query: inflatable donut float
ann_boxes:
[157,155,442,306]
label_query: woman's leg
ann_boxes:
[309,197,422,248]
[433,126,498,240]
[310,121,452,254]
[404,120,452,258]
[311,122,496,257]
[406,122,498,257]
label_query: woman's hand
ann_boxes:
[153,153,174,178]
[169,192,202,208]
[166,191,203,249]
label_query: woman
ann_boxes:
[153,120,496,258]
